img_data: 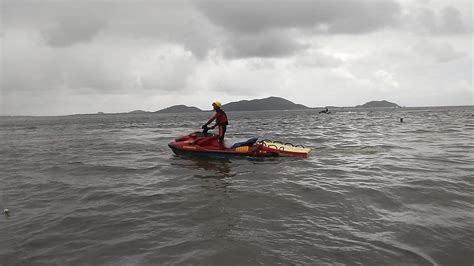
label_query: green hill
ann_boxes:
[155,105,202,113]
[222,96,309,111]
[356,100,400,108]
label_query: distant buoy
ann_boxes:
[3,209,10,216]
[400,118,404,123]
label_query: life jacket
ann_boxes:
[215,109,228,126]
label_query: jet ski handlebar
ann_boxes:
[201,125,217,136]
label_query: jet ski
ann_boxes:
[168,127,311,158]
[319,109,331,114]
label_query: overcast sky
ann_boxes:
[1,0,472,115]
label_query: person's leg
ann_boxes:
[218,125,226,144]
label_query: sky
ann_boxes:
[0,0,472,116]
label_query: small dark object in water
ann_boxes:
[3,208,10,216]
[400,118,404,123]
[319,107,330,114]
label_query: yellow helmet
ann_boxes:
[212,101,222,108]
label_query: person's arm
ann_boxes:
[202,113,217,128]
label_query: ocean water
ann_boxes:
[1,107,473,265]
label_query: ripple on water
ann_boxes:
[1,107,474,265]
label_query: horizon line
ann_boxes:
[1,104,473,118]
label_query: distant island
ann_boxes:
[154,96,308,113]
[155,105,202,113]
[128,110,148,114]
[356,100,400,108]
[135,98,401,114]
[222,96,309,111]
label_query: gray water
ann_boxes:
[1,107,473,265]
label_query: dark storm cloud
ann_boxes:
[42,19,106,47]
[196,0,400,34]
[3,2,111,47]
[2,1,215,57]
[103,2,218,58]
[194,0,401,58]
[1,0,472,115]
[223,31,308,58]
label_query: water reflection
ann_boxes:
[192,158,234,177]
[173,156,233,178]
[170,155,235,191]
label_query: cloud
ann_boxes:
[196,0,400,34]
[1,0,472,115]
[41,19,105,47]
[105,2,220,58]
[293,49,344,68]
[189,58,286,96]
[401,4,472,35]
[128,45,197,91]
[1,29,197,96]
[194,1,401,58]
[3,2,111,46]
[439,6,470,34]
[1,1,219,58]
[222,30,308,58]
[413,40,465,62]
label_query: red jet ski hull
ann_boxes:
[169,131,311,158]
[168,131,278,158]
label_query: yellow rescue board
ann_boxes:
[260,141,311,156]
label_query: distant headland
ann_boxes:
[153,96,309,113]
[355,100,400,108]
[222,96,309,111]
[152,97,400,113]
[155,105,202,113]
[58,97,402,116]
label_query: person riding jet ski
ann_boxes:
[319,107,330,114]
[202,101,228,145]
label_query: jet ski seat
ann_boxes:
[224,137,258,149]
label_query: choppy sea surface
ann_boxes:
[1,107,473,265]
